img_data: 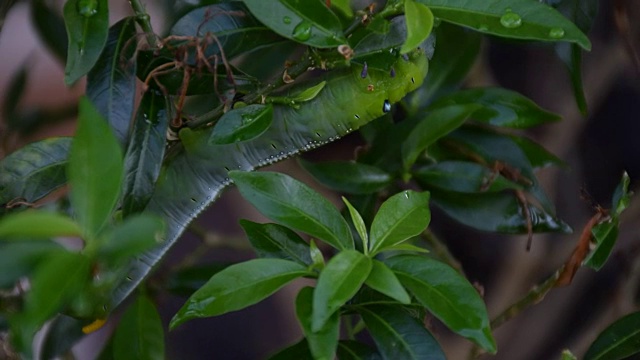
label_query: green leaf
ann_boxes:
[99,214,165,266]
[0,137,71,208]
[2,63,27,119]
[63,0,109,84]
[86,17,138,146]
[113,294,165,360]
[428,87,561,128]
[510,135,567,169]
[612,171,631,217]
[336,340,382,360]
[430,190,571,234]
[342,197,369,252]
[296,287,340,360]
[210,104,273,145]
[40,315,85,360]
[312,250,372,331]
[240,220,312,266]
[369,190,431,254]
[68,97,123,239]
[230,171,354,250]
[242,0,347,48]
[383,243,429,253]
[413,161,523,193]
[401,1,434,54]
[402,104,481,170]
[291,81,327,103]
[0,241,64,288]
[584,311,640,360]
[0,211,82,240]
[418,0,591,50]
[268,339,312,360]
[583,219,618,271]
[170,259,308,329]
[351,17,408,70]
[357,305,446,360]
[365,260,411,304]
[32,0,69,62]
[309,239,325,269]
[330,0,353,18]
[299,159,393,195]
[385,255,496,353]
[561,349,578,360]
[121,91,169,216]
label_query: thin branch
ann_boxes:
[129,0,160,48]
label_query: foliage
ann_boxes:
[0,0,635,359]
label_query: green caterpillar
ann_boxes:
[111,48,429,306]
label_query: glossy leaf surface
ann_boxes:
[342,197,369,251]
[583,220,618,271]
[401,1,434,54]
[585,311,640,360]
[113,294,165,360]
[32,0,68,62]
[296,287,340,360]
[210,104,273,144]
[240,220,312,265]
[364,260,411,304]
[414,161,522,193]
[336,340,382,360]
[299,159,392,194]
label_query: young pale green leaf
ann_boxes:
[312,250,372,332]
[385,255,496,353]
[584,311,640,360]
[32,0,68,62]
[382,243,429,254]
[561,349,578,360]
[170,258,308,329]
[242,0,347,48]
[358,305,446,360]
[418,0,591,50]
[428,87,561,128]
[369,191,431,254]
[86,17,138,146]
[583,220,618,271]
[98,214,165,266]
[63,0,109,84]
[113,294,165,360]
[296,287,340,360]
[0,211,81,240]
[413,161,523,193]
[230,171,354,250]
[342,197,369,252]
[336,340,382,360]
[291,81,326,103]
[330,0,353,18]
[401,0,434,54]
[402,104,481,170]
[612,171,631,217]
[299,159,393,194]
[309,239,325,269]
[121,91,169,216]
[0,137,71,207]
[240,220,312,266]
[365,260,411,304]
[510,135,567,169]
[0,241,63,288]
[210,104,273,145]
[68,97,124,239]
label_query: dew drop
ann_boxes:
[77,0,98,17]
[283,16,291,24]
[382,99,391,113]
[404,191,410,199]
[548,27,565,39]
[500,11,522,29]
[292,21,312,41]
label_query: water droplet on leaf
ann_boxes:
[500,11,522,29]
[292,21,312,41]
[77,0,98,17]
[549,27,565,39]
[382,99,391,113]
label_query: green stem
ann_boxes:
[129,0,159,48]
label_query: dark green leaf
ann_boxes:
[68,98,123,239]
[63,0,109,84]
[336,340,382,360]
[99,214,165,266]
[386,255,496,353]
[342,197,369,251]
[584,311,640,360]
[240,220,312,266]
[230,171,354,250]
[510,135,567,169]
[242,0,347,48]
[170,2,285,59]
[401,1,434,54]
[365,260,411,304]
[612,171,631,217]
[40,315,84,360]
[113,294,165,360]
[31,0,68,62]
[583,219,618,271]
[165,264,229,297]
[369,190,431,254]
[431,190,571,234]
[86,17,138,146]
[268,339,313,360]
[351,17,407,70]
[0,211,81,240]
[296,287,340,360]
[0,241,63,288]
[170,258,308,328]
[0,137,71,208]
[2,63,27,118]
[414,161,522,193]
[299,159,392,194]
[418,0,591,50]
[121,91,169,216]
[312,250,372,331]
[358,305,446,360]
[428,87,561,128]
[402,104,481,170]
[210,104,273,144]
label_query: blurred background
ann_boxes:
[1,0,639,359]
